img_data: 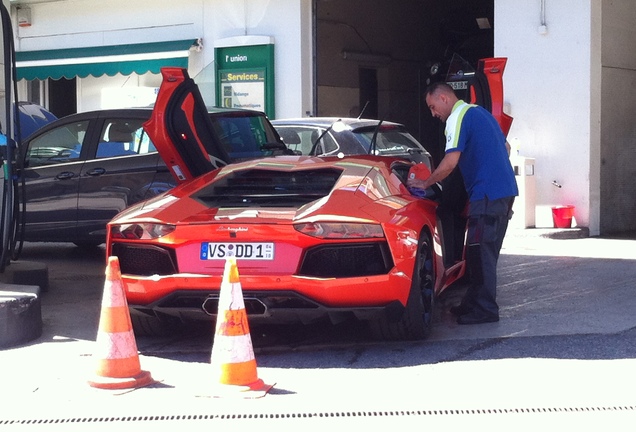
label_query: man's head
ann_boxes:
[425,82,459,122]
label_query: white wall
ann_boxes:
[14,0,202,51]
[14,0,312,119]
[204,0,313,119]
[78,73,163,112]
[495,0,599,234]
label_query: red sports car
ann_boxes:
[107,61,510,340]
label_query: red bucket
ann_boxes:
[552,205,575,228]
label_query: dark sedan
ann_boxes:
[18,107,284,246]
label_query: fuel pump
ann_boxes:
[0,2,44,348]
[0,1,23,273]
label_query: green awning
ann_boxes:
[16,39,200,81]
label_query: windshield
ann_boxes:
[353,127,426,154]
[274,122,432,166]
[274,125,339,156]
[444,53,477,103]
[353,126,433,168]
[210,114,283,161]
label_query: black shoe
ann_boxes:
[449,304,472,316]
[457,313,499,325]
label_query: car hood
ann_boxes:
[16,102,58,140]
[109,156,408,226]
[143,67,232,183]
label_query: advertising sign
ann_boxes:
[215,41,274,117]
[220,69,266,112]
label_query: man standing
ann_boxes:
[408,82,518,325]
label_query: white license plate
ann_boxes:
[447,80,468,90]
[200,242,275,260]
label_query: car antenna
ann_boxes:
[357,101,370,120]
[309,118,341,156]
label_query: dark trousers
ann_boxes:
[461,196,514,317]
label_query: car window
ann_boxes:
[275,125,338,155]
[25,120,88,167]
[353,128,422,154]
[210,115,280,159]
[97,119,155,158]
[308,128,339,155]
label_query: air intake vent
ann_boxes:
[111,243,177,276]
[193,168,342,208]
[299,242,393,277]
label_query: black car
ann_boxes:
[18,107,284,246]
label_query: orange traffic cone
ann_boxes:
[209,257,273,397]
[88,256,153,390]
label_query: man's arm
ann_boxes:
[407,150,461,190]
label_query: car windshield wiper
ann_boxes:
[260,141,286,150]
[309,118,341,156]
[260,141,294,155]
[368,119,384,155]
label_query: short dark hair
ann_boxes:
[425,81,455,97]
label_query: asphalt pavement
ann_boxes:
[1,228,636,431]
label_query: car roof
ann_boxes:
[40,105,268,123]
[46,107,153,119]
[271,117,405,130]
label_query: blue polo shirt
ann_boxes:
[445,101,518,202]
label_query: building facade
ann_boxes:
[6,0,636,237]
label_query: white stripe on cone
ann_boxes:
[211,333,255,364]
[101,280,127,308]
[94,330,139,359]
[218,282,246,310]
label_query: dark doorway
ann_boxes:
[359,68,378,119]
[315,0,494,155]
[48,78,77,118]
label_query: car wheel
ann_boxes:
[369,231,435,341]
[131,312,181,337]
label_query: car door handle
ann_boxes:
[55,171,76,180]
[85,168,106,176]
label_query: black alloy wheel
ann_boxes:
[369,231,436,340]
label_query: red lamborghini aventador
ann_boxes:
[107,61,511,340]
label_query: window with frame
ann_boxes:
[25,120,88,167]
[96,119,156,158]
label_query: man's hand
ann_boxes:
[408,151,461,191]
[407,177,429,190]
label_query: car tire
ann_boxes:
[369,231,435,341]
[131,312,181,337]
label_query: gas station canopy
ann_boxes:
[15,39,200,81]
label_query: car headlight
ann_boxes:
[294,222,384,239]
[110,223,176,240]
